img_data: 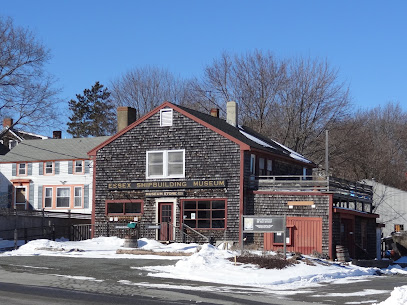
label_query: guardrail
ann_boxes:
[255,175,373,201]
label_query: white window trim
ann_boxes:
[160,109,173,127]
[146,149,185,179]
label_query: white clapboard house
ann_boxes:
[0,136,109,213]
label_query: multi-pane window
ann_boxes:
[45,162,54,175]
[74,186,82,207]
[75,160,84,174]
[182,199,226,229]
[56,187,70,208]
[106,200,143,215]
[18,163,26,175]
[146,150,184,178]
[44,187,52,208]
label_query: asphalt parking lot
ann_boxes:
[0,255,406,305]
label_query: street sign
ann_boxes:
[243,216,285,233]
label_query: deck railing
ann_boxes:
[255,175,373,202]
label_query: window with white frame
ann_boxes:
[160,109,173,126]
[74,186,82,207]
[74,160,84,174]
[56,187,70,208]
[146,150,184,178]
[45,162,54,175]
[18,163,27,176]
[44,187,52,208]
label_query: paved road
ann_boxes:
[0,256,405,304]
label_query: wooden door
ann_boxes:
[159,203,173,241]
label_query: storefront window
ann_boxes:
[182,199,226,229]
[106,200,143,215]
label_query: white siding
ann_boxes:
[365,180,407,237]
[0,160,94,214]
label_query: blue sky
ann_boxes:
[1,1,406,134]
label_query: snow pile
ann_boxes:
[0,237,199,259]
[375,285,407,305]
[137,244,378,290]
[137,238,199,253]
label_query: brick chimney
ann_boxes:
[226,101,238,127]
[117,107,137,132]
[210,108,219,118]
[53,131,62,139]
[3,118,13,128]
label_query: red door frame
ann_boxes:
[158,202,173,241]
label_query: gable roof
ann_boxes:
[88,102,313,166]
[0,136,110,163]
[0,127,48,141]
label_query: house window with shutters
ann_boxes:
[160,109,173,126]
[42,185,86,209]
[17,163,27,176]
[74,186,82,207]
[44,187,52,208]
[74,160,84,174]
[44,162,54,175]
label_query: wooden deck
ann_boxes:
[254,175,374,212]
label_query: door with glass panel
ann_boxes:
[15,186,27,210]
[159,203,173,241]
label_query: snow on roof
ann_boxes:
[238,126,312,164]
[239,127,276,150]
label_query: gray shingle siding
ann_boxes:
[94,109,241,241]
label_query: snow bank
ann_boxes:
[137,244,378,290]
[374,285,407,305]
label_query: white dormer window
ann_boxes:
[160,109,173,126]
[9,140,18,149]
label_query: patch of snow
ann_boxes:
[52,274,104,282]
[374,285,407,305]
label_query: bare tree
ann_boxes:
[109,66,190,118]
[193,51,351,162]
[188,51,287,134]
[329,102,407,190]
[0,17,61,133]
